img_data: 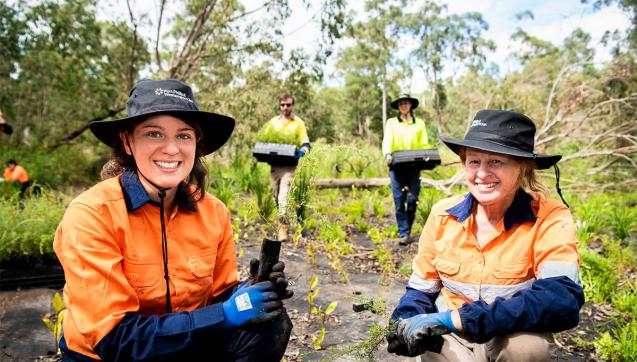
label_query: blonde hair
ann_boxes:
[459,148,550,197]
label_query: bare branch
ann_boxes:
[155,0,166,72]
[48,106,126,151]
[126,0,139,89]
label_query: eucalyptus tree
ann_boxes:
[399,2,495,132]
[0,0,149,147]
[336,0,407,142]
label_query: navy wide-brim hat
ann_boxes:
[390,93,419,110]
[90,79,235,155]
[440,109,561,169]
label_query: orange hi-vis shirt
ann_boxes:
[3,165,29,183]
[410,191,580,312]
[54,171,238,359]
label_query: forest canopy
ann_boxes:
[1,0,635,192]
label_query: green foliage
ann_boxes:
[612,287,637,316]
[580,248,619,303]
[341,197,367,224]
[0,191,69,261]
[595,318,637,362]
[255,127,300,145]
[0,144,100,189]
[610,206,637,241]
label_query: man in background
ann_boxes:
[259,94,311,241]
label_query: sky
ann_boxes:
[268,0,631,92]
[98,0,632,94]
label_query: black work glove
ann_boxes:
[250,258,294,300]
[386,319,411,356]
[386,315,447,357]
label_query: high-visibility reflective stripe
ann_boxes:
[435,294,449,312]
[408,274,441,293]
[539,261,580,284]
[479,279,536,303]
[440,276,479,301]
[440,276,536,303]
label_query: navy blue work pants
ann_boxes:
[389,168,421,237]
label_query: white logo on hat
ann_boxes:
[471,119,487,127]
[154,88,194,103]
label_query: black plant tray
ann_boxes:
[252,142,298,166]
[390,149,441,171]
[0,256,65,290]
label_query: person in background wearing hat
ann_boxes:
[259,94,310,241]
[382,93,435,245]
[54,79,293,361]
[0,109,14,136]
[387,109,583,360]
[2,159,32,197]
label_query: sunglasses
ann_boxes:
[280,103,293,108]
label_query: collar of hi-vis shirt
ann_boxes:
[120,170,196,212]
[446,189,536,230]
[278,114,297,122]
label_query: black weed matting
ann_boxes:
[0,257,65,290]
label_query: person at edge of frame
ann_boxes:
[3,159,35,197]
[0,108,14,136]
[53,79,293,362]
[386,109,584,361]
[259,94,310,241]
[382,93,436,246]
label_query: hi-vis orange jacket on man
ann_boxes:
[54,171,238,360]
[392,190,583,343]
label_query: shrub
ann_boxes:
[579,248,619,304]
[0,191,69,261]
[595,319,637,362]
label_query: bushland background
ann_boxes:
[0,0,636,361]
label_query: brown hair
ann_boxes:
[278,94,295,104]
[100,118,208,204]
[459,148,550,196]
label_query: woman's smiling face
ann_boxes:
[464,148,521,208]
[122,115,197,190]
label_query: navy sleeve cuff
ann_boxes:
[458,276,584,343]
[95,303,227,361]
[391,287,438,321]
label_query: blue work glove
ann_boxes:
[295,148,305,160]
[222,281,282,329]
[395,311,457,357]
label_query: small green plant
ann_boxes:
[610,206,636,241]
[209,177,235,206]
[612,286,637,316]
[580,248,619,303]
[416,189,437,225]
[42,291,66,354]
[367,227,383,245]
[307,275,338,350]
[371,196,387,218]
[355,219,370,233]
[574,202,605,241]
[374,245,395,275]
[595,318,637,361]
[341,197,367,224]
